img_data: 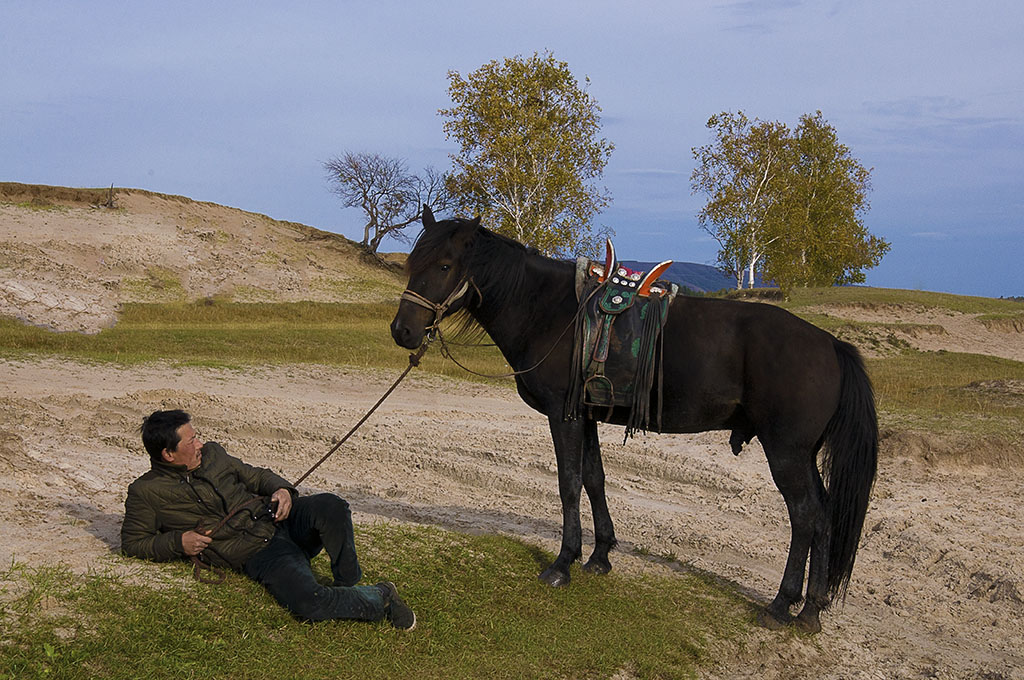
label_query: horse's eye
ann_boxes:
[440,264,451,273]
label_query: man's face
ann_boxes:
[163,423,204,471]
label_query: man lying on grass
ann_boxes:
[121,409,415,630]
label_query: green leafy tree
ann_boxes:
[440,51,614,257]
[691,110,889,293]
[765,112,890,292]
[690,112,791,288]
[324,152,452,253]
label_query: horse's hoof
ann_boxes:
[793,610,822,634]
[539,566,570,587]
[582,558,611,575]
[756,608,792,630]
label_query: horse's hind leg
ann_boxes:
[794,458,830,633]
[759,446,825,631]
[539,417,586,587]
[581,417,616,574]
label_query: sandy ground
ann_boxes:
[809,303,1024,363]
[2,356,1022,680]
[0,190,399,333]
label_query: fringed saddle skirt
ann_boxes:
[564,240,678,439]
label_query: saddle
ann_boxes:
[565,240,678,439]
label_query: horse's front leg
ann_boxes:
[582,416,616,574]
[539,417,585,587]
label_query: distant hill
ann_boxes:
[0,182,403,333]
[621,260,754,294]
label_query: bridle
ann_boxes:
[399,275,602,380]
[399,277,477,338]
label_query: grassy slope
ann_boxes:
[780,284,1024,314]
[0,301,505,381]
[1,526,751,680]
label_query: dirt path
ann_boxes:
[1,357,1022,679]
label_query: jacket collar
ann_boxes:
[151,457,198,477]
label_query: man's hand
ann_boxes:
[182,529,212,556]
[271,488,292,522]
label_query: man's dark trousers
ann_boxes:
[243,493,386,622]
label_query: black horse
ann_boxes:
[391,207,878,633]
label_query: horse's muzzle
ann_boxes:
[390,317,422,350]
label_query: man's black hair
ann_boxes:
[140,409,191,463]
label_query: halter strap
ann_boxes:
[399,278,475,334]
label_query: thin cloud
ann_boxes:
[864,96,969,118]
[719,0,806,33]
[618,168,687,177]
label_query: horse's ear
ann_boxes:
[452,215,480,248]
[421,205,436,229]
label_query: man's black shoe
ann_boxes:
[376,581,416,631]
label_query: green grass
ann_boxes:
[119,267,188,302]
[0,300,509,382]
[0,525,751,680]
[11,200,69,212]
[779,285,1024,315]
[310,275,404,300]
[868,351,1024,442]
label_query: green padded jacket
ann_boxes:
[121,442,295,570]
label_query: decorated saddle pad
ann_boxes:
[565,241,678,438]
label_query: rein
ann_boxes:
[191,271,592,583]
[189,269,595,583]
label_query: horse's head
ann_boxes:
[390,205,481,349]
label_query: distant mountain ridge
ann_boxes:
[620,260,752,294]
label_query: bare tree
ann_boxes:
[323,152,452,253]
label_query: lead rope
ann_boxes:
[283,277,475,494]
[191,342,432,583]
[292,341,431,487]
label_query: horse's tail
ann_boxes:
[821,339,879,602]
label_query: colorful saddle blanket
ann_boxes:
[565,240,678,439]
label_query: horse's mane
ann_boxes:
[407,218,572,340]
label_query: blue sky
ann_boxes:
[3,1,1022,298]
